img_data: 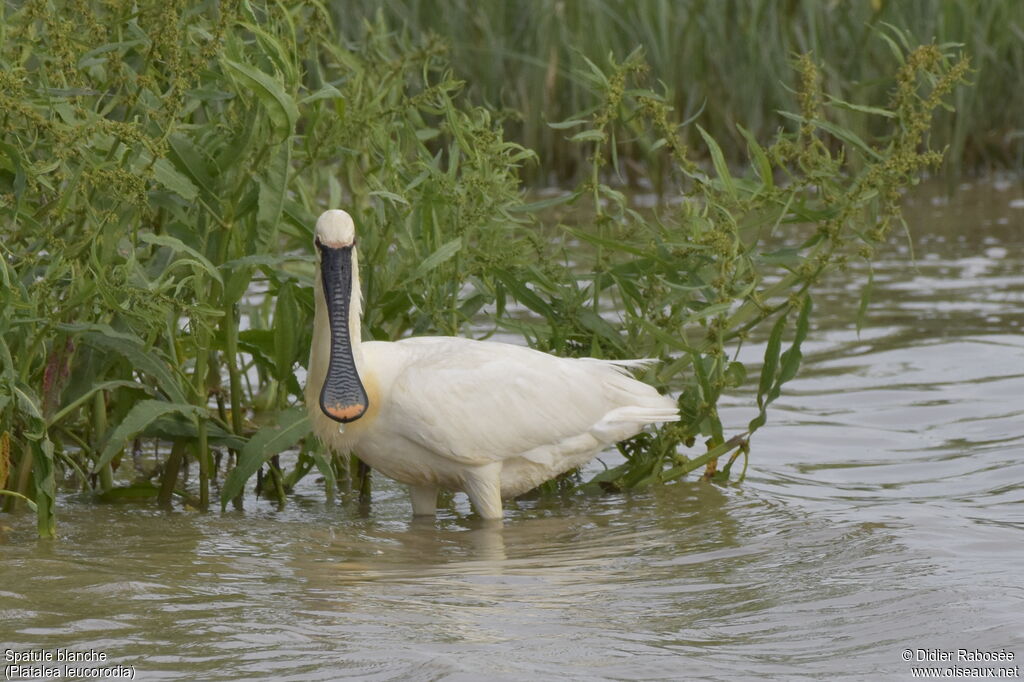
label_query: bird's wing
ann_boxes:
[383,338,631,467]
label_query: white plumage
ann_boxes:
[305,210,677,520]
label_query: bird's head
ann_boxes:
[315,209,355,248]
[314,209,368,424]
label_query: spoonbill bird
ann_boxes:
[305,209,678,520]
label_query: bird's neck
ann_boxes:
[345,247,364,356]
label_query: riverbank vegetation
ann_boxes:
[0,1,968,535]
[339,0,1018,183]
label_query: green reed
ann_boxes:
[336,0,1017,182]
[0,1,966,535]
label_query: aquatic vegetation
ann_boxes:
[342,0,1019,183]
[0,1,967,535]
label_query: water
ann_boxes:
[3,179,1023,681]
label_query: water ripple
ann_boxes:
[2,179,1023,680]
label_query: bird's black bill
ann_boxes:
[318,242,369,423]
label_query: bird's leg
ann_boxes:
[409,485,438,517]
[463,463,504,521]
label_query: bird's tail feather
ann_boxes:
[581,357,659,376]
[603,404,679,425]
[591,403,678,443]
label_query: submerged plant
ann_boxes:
[0,1,967,536]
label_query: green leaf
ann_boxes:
[778,296,812,386]
[492,269,555,319]
[759,246,803,268]
[223,58,299,139]
[413,237,462,279]
[778,111,883,161]
[273,281,300,381]
[221,253,313,272]
[756,313,786,410]
[146,414,246,451]
[877,23,911,59]
[11,382,45,432]
[569,130,607,143]
[637,318,688,353]
[0,490,38,512]
[223,265,253,305]
[547,118,589,130]
[578,309,624,352]
[691,352,714,401]
[5,379,54,535]
[697,124,737,200]
[220,407,310,508]
[32,438,56,537]
[682,301,734,324]
[139,233,223,285]
[168,134,216,199]
[369,189,409,205]
[580,55,610,87]
[60,326,185,405]
[300,84,342,104]
[725,361,747,388]
[309,444,336,500]
[825,96,896,118]
[48,380,141,427]
[239,328,276,363]
[257,145,290,247]
[737,124,773,190]
[564,226,653,259]
[0,141,28,214]
[510,191,578,213]
[95,401,204,471]
[152,158,199,201]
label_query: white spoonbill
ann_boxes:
[305,209,678,520]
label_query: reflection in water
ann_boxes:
[2,179,1024,679]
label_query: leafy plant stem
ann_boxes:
[93,391,113,493]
